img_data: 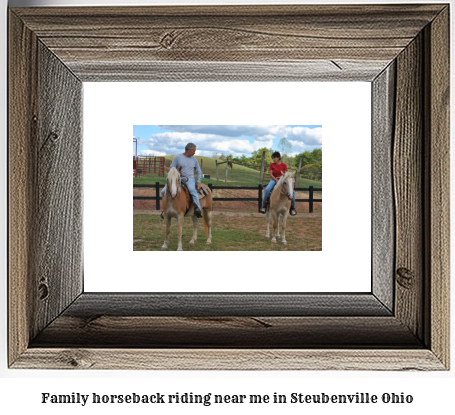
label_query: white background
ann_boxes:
[1,1,454,414]
[84,82,371,292]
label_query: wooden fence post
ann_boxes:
[259,151,266,183]
[156,182,160,210]
[216,160,218,181]
[309,185,314,213]
[200,158,203,175]
[258,184,263,212]
[296,155,303,187]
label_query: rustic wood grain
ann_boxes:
[14,349,445,371]
[11,5,444,81]
[8,4,450,370]
[372,63,395,312]
[31,316,421,349]
[61,293,392,317]
[393,34,424,340]
[8,11,38,366]
[425,6,450,369]
[32,42,83,338]
[70,61,389,82]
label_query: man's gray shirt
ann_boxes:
[170,154,202,182]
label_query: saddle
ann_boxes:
[181,182,211,214]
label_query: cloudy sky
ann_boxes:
[133,125,322,158]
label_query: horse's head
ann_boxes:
[281,171,295,200]
[167,166,182,199]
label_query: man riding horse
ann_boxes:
[161,143,203,219]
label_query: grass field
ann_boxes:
[134,211,322,251]
[133,155,322,188]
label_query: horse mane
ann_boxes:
[167,167,181,192]
[167,167,179,178]
[275,171,293,191]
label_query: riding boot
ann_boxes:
[160,211,164,219]
[259,198,268,214]
[194,207,203,218]
[289,202,297,216]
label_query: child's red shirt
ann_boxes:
[269,162,288,178]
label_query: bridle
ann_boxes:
[280,175,293,200]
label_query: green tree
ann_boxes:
[250,147,273,167]
[232,154,248,163]
[294,148,322,171]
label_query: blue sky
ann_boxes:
[133,125,322,158]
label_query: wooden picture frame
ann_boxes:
[8,4,449,370]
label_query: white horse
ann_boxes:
[265,171,295,245]
[161,167,213,251]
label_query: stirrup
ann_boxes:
[289,208,297,216]
[160,211,164,219]
[194,208,202,218]
[259,207,266,214]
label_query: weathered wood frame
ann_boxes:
[8,5,449,370]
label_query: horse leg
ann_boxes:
[204,209,212,244]
[265,209,271,238]
[271,211,278,243]
[275,213,281,239]
[189,214,198,245]
[281,212,288,245]
[176,213,184,251]
[161,215,171,249]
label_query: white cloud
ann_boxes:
[139,149,166,157]
[140,126,321,157]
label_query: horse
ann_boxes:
[265,171,295,245]
[228,161,233,169]
[161,166,213,251]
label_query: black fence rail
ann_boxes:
[134,183,322,213]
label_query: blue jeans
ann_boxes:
[261,179,296,208]
[161,178,201,210]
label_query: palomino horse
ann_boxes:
[265,171,295,245]
[161,166,213,251]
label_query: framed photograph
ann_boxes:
[8,4,449,370]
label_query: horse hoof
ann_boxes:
[206,240,212,245]
[177,248,183,251]
[271,238,277,243]
[281,241,287,246]
[161,245,168,250]
[189,240,195,245]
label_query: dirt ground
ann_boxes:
[133,187,322,251]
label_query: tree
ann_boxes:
[278,137,292,161]
[294,148,322,171]
[232,154,247,163]
[212,152,219,159]
[250,147,273,167]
